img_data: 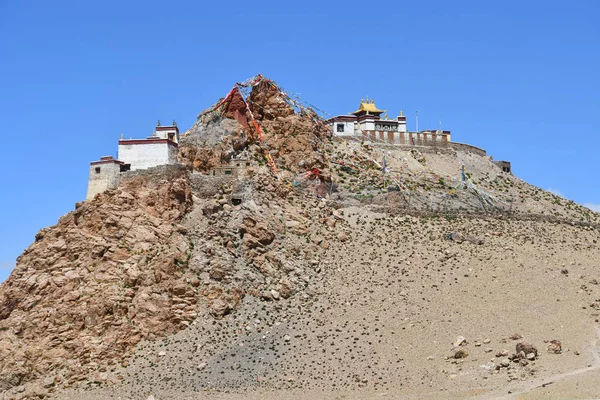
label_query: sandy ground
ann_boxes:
[54,207,600,400]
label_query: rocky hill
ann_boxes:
[1,77,599,400]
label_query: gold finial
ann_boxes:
[400,110,404,116]
[172,119,177,127]
[361,98,364,103]
[157,120,161,127]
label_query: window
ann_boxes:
[95,167,101,174]
[224,169,232,175]
[336,124,345,133]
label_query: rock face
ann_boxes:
[0,146,333,394]
[178,118,249,174]
[181,78,331,178]
[0,166,194,390]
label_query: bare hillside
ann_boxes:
[1,77,599,400]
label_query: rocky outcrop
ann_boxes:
[181,77,332,178]
[0,167,194,391]
[178,118,249,174]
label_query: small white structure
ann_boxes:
[118,138,178,171]
[86,121,180,200]
[328,99,450,145]
[118,121,179,171]
[86,156,126,200]
[154,121,180,143]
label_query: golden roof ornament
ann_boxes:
[352,98,386,115]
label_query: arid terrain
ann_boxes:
[1,78,599,400]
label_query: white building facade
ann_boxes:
[118,139,178,171]
[86,121,180,200]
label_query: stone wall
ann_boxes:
[189,173,241,198]
[494,160,512,174]
[447,142,487,157]
[121,164,187,181]
[359,130,450,147]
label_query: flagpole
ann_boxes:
[416,111,419,132]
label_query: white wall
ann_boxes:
[86,163,121,200]
[398,120,407,132]
[156,128,179,143]
[118,142,178,171]
[357,120,375,131]
[331,121,356,137]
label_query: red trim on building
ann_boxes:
[90,159,124,166]
[156,126,180,132]
[357,114,381,122]
[118,139,179,147]
[328,115,357,123]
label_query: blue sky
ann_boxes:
[0,0,598,282]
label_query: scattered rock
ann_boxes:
[496,350,510,357]
[43,377,55,388]
[453,336,467,347]
[453,349,468,359]
[516,343,538,359]
[547,340,562,354]
[210,299,231,318]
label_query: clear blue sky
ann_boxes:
[0,0,598,282]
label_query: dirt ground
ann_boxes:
[54,207,600,400]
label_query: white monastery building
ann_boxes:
[328,99,451,146]
[86,121,180,200]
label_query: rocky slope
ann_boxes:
[0,167,193,392]
[1,78,599,399]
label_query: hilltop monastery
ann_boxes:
[86,100,510,200]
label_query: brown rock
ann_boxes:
[209,299,230,318]
[516,343,538,359]
[509,333,523,340]
[547,340,562,354]
[453,349,468,359]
